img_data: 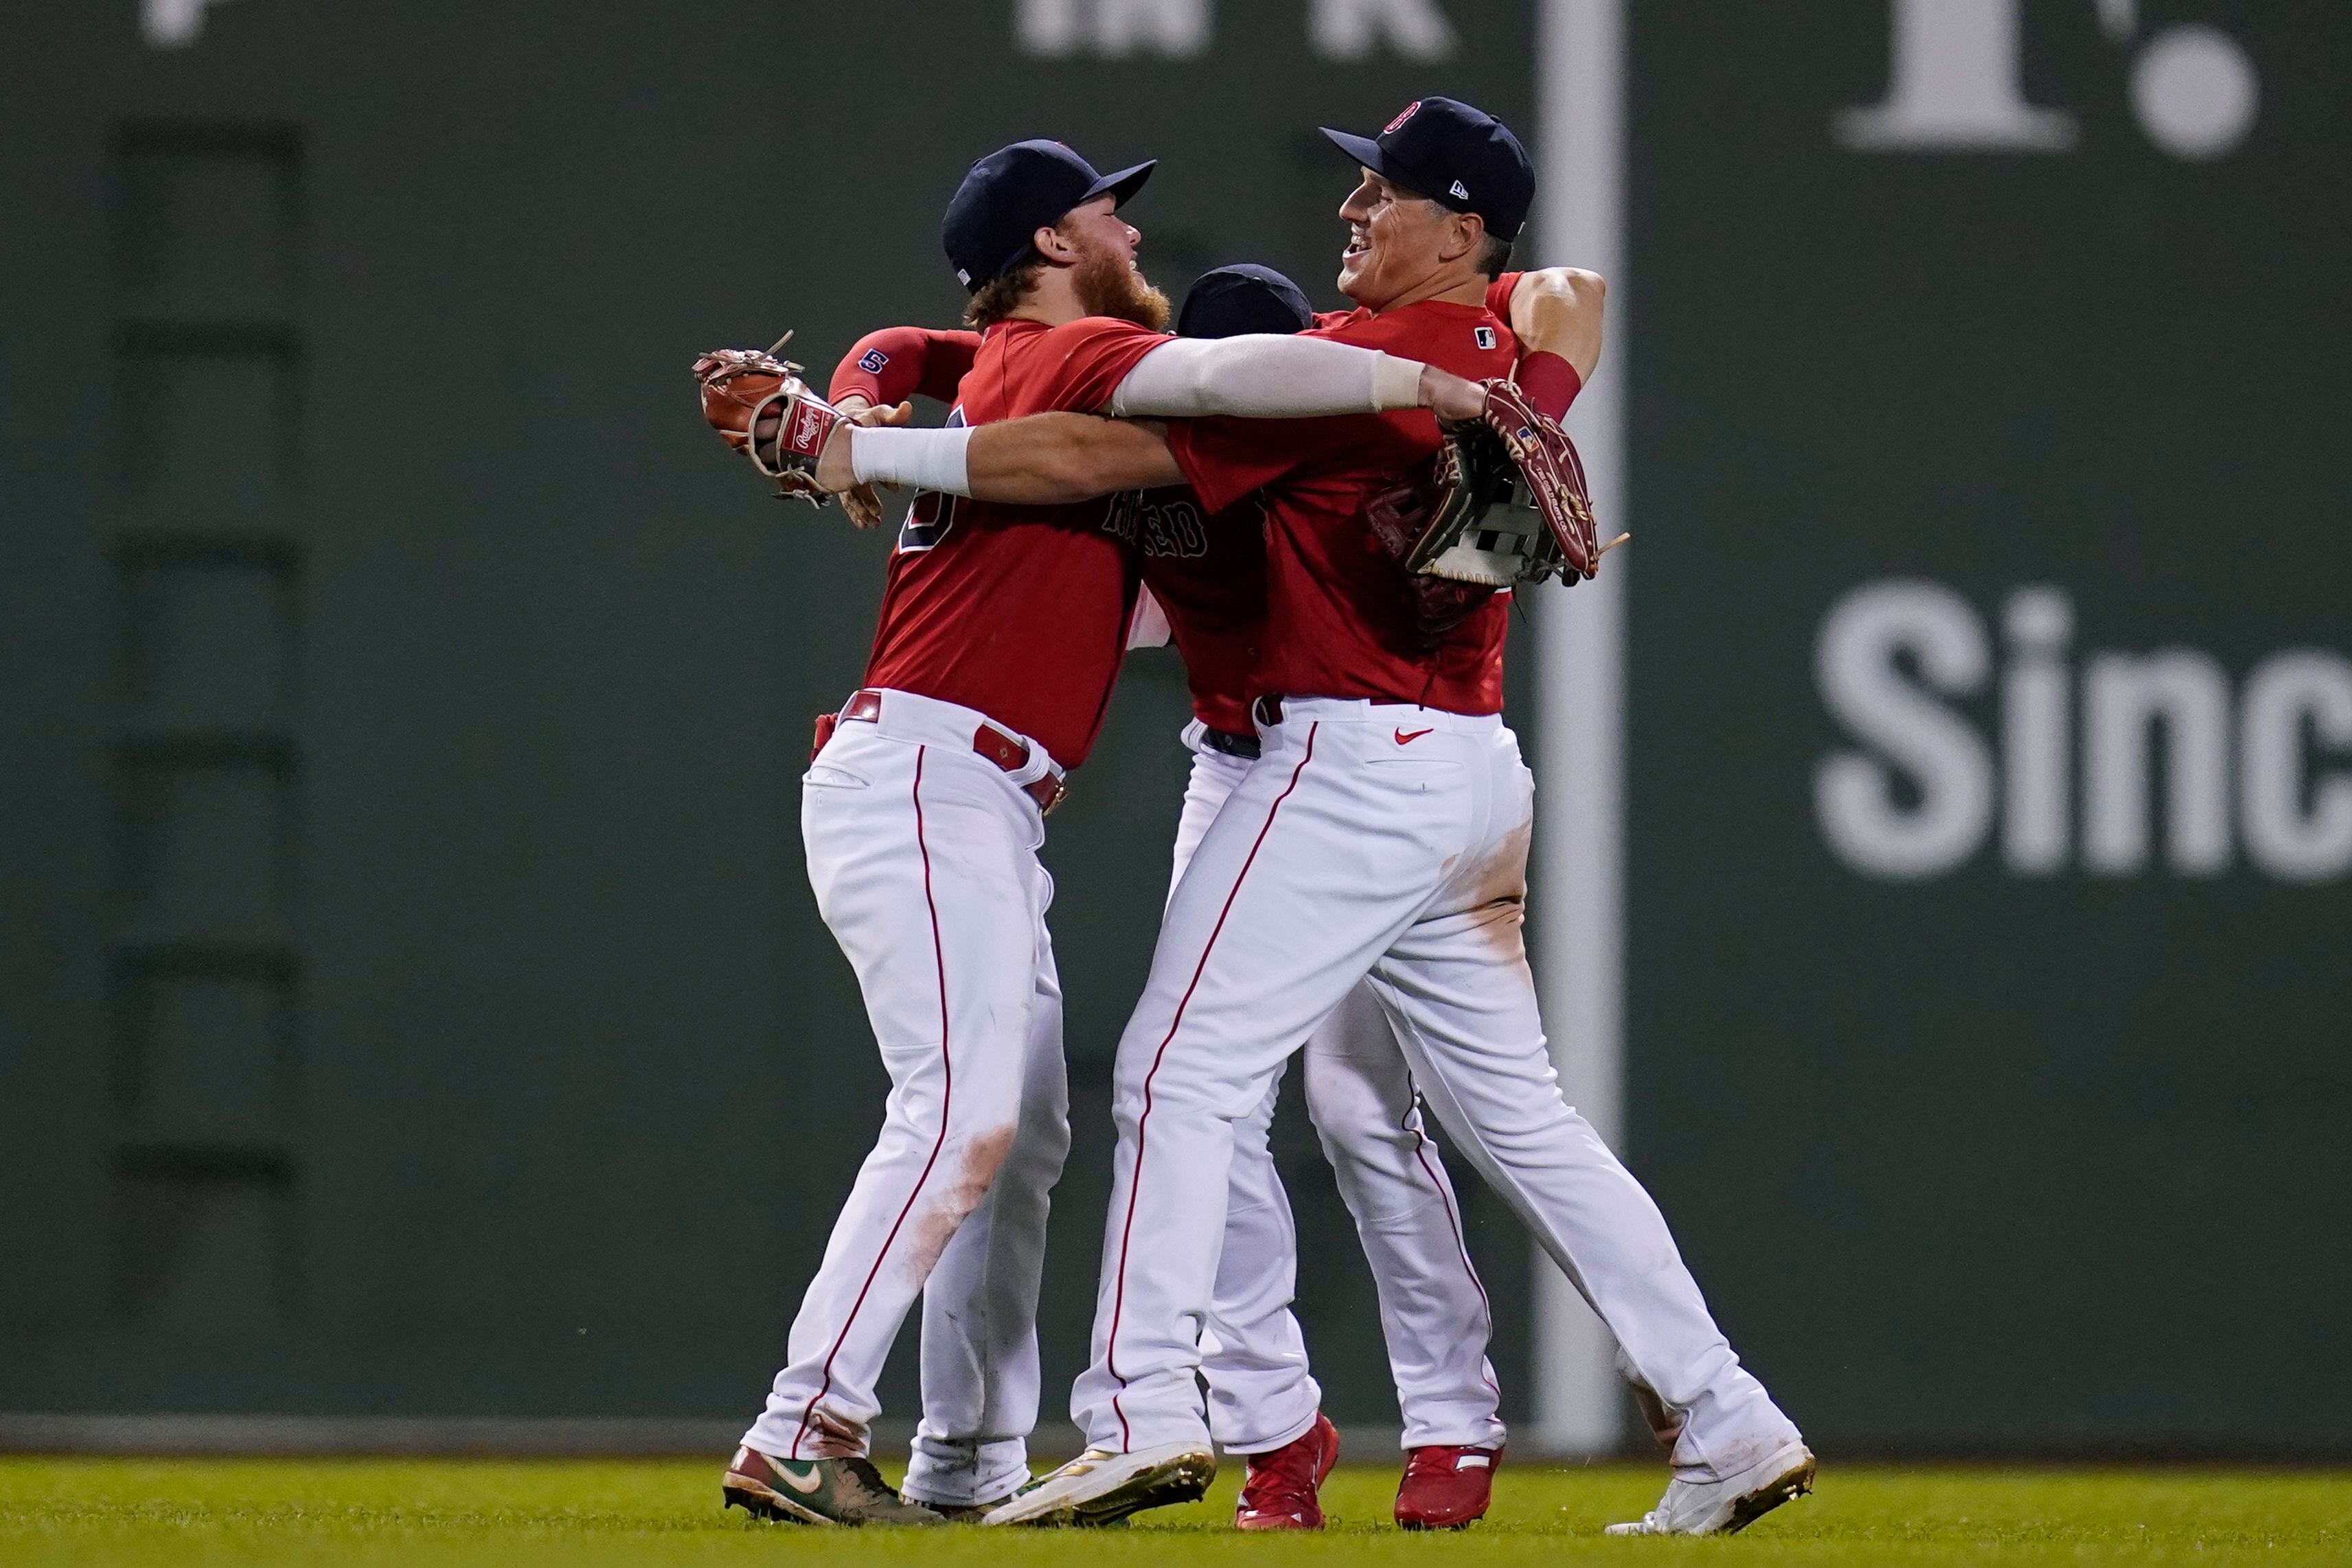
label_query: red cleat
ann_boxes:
[1395,1443,1500,1530]
[1233,1411,1340,1531]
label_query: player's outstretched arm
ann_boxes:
[968,415,1183,502]
[817,413,1180,505]
[1101,334,1488,422]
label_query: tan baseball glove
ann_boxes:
[691,336,888,528]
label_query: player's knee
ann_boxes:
[941,1122,1020,1215]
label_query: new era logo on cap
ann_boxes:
[1450,178,1470,199]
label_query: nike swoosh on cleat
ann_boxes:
[777,1462,824,1495]
[1394,727,1434,744]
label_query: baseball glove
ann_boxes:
[690,335,846,505]
[1388,421,1556,587]
[1363,435,1511,649]
[1369,382,1616,596]
[1476,380,1606,581]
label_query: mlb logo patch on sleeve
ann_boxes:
[1474,326,1497,350]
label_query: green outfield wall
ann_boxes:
[1,0,2343,1453]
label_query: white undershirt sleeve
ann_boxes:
[847,426,974,496]
[1104,334,1427,419]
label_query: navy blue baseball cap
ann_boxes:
[941,139,1156,293]
[1321,96,1535,242]
[1177,264,1315,339]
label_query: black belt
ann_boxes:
[1198,725,1260,761]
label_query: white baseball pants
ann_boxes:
[1075,698,1800,1481]
[744,689,1069,1509]
[1172,730,1506,1454]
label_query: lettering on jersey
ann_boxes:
[1474,325,1496,349]
[858,348,889,374]
[1101,489,1209,560]
[897,406,967,553]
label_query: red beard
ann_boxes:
[1073,245,1172,331]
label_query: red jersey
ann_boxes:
[1166,297,1522,715]
[856,316,1165,770]
[1106,488,1266,735]
[1484,273,1520,328]
[834,325,1268,738]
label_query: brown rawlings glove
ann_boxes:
[690,337,847,507]
[1472,379,1606,581]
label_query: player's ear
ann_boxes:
[1034,222,1081,266]
[1443,211,1484,266]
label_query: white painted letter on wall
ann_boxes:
[1310,0,1457,62]
[1815,581,1994,879]
[2084,651,2233,876]
[1017,0,1210,58]
[143,0,233,48]
[2239,651,2352,883]
[2001,587,2073,874]
[1836,0,2076,151]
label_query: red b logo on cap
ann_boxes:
[1384,101,1422,135]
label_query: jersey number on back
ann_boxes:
[895,406,966,554]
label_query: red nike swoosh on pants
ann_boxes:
[1394,727,1433,745]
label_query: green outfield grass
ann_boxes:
[1,1456,2346,1566]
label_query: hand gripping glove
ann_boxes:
[1471,379,1603,581]
[690,337,845,504]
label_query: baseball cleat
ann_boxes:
[1233,1411,1340,1530]
[720,1444,947,1526]
[981,1442,1216,1527]
[1394,1442,1500,1530]
[1603,1438,1815,1536]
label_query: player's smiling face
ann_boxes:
[1337,168,1450,308]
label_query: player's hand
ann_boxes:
[831,399,914,529]
[1419,365,1490,425]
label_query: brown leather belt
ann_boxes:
[814,689,1066,815]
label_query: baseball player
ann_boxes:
[823,257,1592,1530]
[817,99,1815,1538]
[696,137,1519,1527]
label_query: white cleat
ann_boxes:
[1603,1438,1816,1537]
[981,1442,1216,1527]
